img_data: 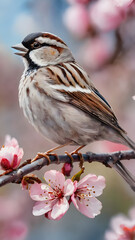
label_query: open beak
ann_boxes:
[12,43,28,56]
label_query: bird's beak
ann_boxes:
[12,43,28,56]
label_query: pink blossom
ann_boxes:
[4,135,20,148]
[81,33,116,69]
[0,192,29,240]
[114,0,134,9]
[105,207,135,240]
[89,0,126,31]
[63,5,90,38]
[0,135,23,170]
[1,221,28,240]
[0,193,29,222]
[129,1,135,14]
[30,170,75,220]
[71,174,105,218]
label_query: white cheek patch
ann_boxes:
[29,49,48,66]
[51,84,91,93]
[29,47,59,66]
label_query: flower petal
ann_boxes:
[44,170,65,189]
[1,158,11,170]
[104,231,118,240]
[32,201,53,216]
[77,174,106,197]
[30,183,53,201]
[0,145,23,170]
[11,154,18,169]
[4,135,19,148]
[129,207,135,220]
[4,220,28,240]
[51,197,69,220]
[110,214,130,233]
[17,148,24,161]
[73,197,102,218]
[71,193,79,210]
[104,207,135,239]
[45,210,65,221]
[64,179,75,196]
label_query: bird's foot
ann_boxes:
[0,169,13,176]
[65,151,74,167]
[31,151,59,165]
[31,143,70,164]
[65,145,85,169]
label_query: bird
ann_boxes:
[12,32,135,191]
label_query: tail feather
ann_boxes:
[120,133,135,151]
[109,160,135,191]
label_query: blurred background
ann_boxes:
[0,0,135,239]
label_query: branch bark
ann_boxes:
[0,150,134,188]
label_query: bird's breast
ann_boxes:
[19,69,117,146]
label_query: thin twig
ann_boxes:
[0,150,134,188]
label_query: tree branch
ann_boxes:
[0,150,134,188]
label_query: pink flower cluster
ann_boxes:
[30,170,105,220]
[105,207,135,240]
[64,0,133,34]
[81,33,116,69]
[63,5,90,38]
[0,135,23,171]
[64,0,134,69]
[89,0,127,32]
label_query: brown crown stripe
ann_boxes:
[70,63,88,85]
[42,33,67,46]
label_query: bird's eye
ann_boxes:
[32,42,41,49]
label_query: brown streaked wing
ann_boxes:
[67,91,125,133]
[46,64,125,134]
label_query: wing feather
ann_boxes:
[46,63,125,134]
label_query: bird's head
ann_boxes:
[12,32,74,69]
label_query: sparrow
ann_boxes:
[12,32,135,191]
